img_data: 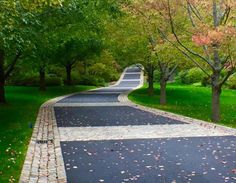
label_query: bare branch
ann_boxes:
[167,0,214,69]
[220,6,231,25]
[220,68,235,87]
[4,52,22,79]
[157,27,211,77]
[168,64,178,77]
[187,1,203,20]
[186,2,196,27]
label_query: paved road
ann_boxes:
[55,66,236,183]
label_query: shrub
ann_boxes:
[45,77,63,86]
[154,70,160,82]
[201,76,211,87]
[7,73,62,86]
[186,67,205,84]
[79,74,105,86]
[177,68,205,84]
[176,70,188,84]
[227,74,236,89]
[71,72,81,85]
[8,73,39,86]
[88,63,119,82]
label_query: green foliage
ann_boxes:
[227,74,236,89]
[177,67,205,84]
[45,77,63,86]
[7,73,62,87]
[70,72,81,85]
[80,74,105,86]
[201,76,211,87]
[87,50,120,82]
[154,70,161,81]
[187,67,205,84]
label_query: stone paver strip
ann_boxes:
[58,124,232,141]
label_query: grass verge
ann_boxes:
[129,83,236,128]
[0,85,95,182]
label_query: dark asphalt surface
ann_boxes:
[117,81,140,87]
[61,136,236,183]
[55,106,185,127]
[126,68,141,72]
[58,93,120,103]
[123,74,140,79]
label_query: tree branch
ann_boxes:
[4,52,22,79]
[167,64,178,80]
[167,0,214,69]
[220,68,235,87]
[157,27,211,77]
[187,1,203,21]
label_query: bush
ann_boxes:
[7,73,62,87]
[177,68,205,84]
[201,76,211,87]
[45,77,63,86]
[176,70,188,84]
[88,63,119,82]
[186,67,205,84]
[7,73,39,86]
[79,74,105,86]
[227,74,236,89]
[71,72,81,85]
[154,70,160,82]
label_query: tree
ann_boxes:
[159,0,235,122]
[0,0,63,102]
[154,41,180,105]
[121,0,180,96]
[55,38,102,85]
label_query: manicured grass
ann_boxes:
[129,83,236,128]
[0,85,95,183]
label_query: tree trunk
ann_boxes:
[211,47,221,122]
[211,85,221,122]
[66,65,72,85]
[0,50,6,103]
[147,69,154,96]
[160,79,167,105]
[211,69,221,122]
[39,69,46,91]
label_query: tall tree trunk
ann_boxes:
[147,68,154,96]
[160,78,167,105]
[39,68,46,91]
[66,65,72,85]
[211,85,221,122]
[0,50,6,103]
[211,48,221,122]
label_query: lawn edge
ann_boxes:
[119,87,236,137]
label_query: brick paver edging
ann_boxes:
[19,93,80,183]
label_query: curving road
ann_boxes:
[55,66,236,183]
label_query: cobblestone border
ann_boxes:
[19,93,81,183]
[118,72,236,136]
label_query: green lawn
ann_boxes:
[0,85,95,183]
[129,83,236,128]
